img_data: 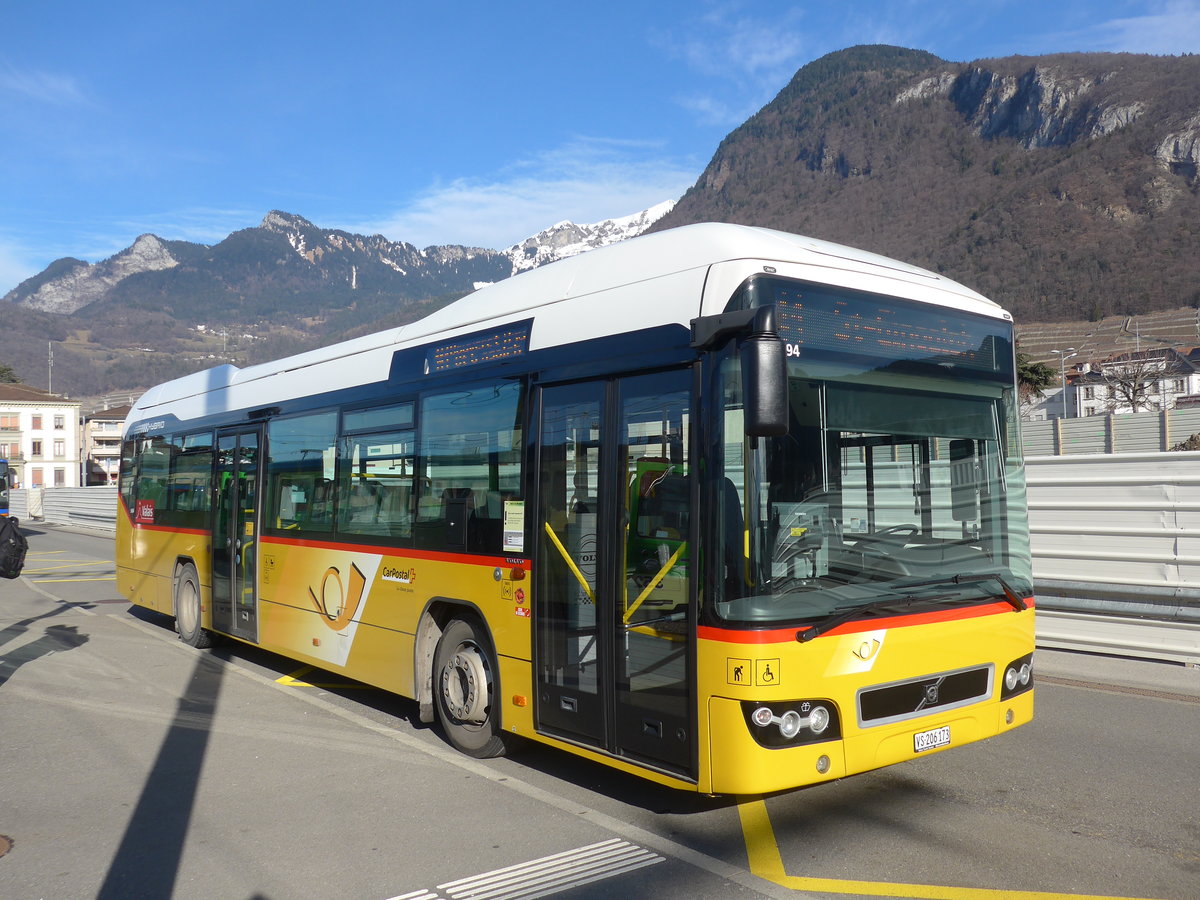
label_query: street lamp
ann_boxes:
[1051,348,1077,419]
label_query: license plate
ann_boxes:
[913,725,951,753]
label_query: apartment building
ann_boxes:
[0,383,83,488]
[83,404,131,485]
[1068,348,1200,417]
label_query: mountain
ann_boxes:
[4,211,510,321]
[8,45,1200,398]
[503,201,674,273]
[4,204,677,321]
[1,206,672,398]
[654,45,1200,324]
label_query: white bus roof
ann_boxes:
[127,223,1006,428]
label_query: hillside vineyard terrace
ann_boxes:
[117,223,1035,794]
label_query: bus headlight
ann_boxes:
[741,700,841,748]
[778,710,803,739]
[1000,653,1034,700]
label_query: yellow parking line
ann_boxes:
[276,666,375,690]
[24,560,113,573]
[737,796,1165,900]
[29,576,116,583]
[277,666,317,686]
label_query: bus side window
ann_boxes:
[134,435,170,523]
[419,380,525,555]
[268,412,338,534]
[338,428,414,540]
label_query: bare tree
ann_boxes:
[1102,355,1166,413]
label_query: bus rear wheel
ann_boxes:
[433,617,508,758]
[175,563,214,649]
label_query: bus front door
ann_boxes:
[535,370,694,777]
[212,427,262,642]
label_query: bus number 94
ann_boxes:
[785,342,801,358]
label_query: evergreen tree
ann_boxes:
[1017,353,1056,397]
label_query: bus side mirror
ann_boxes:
[742,308,789,437]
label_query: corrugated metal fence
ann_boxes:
[1026,451,1200,663]
[1023,405,1200,455]
[11,487,118,531]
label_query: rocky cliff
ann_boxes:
[657,46,1200,322]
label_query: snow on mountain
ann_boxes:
[502,200,675,275]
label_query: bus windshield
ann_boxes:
[714,278,1032,628]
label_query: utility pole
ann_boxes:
[48,341,53,394]
[1051,348,1077,419]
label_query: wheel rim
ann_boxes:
[439,640,491,725]
[178,577,198,634]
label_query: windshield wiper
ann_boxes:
[796,573,1026,643]
[797,591,954,643]
[949,573,1027,612]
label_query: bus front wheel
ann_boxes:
[433,617,508,759]
[175,563,214,649]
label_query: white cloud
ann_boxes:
[349,137,698,249]
[653,2,811,126]
[0,64,88,106]
[1087,0,1200,53]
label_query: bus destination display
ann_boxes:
[425,322,531,374]
[772,284,1007,374]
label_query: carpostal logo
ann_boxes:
[382,566,417,585]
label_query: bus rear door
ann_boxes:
[212,427,262,641]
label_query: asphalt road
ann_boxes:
[2,522,1198,900]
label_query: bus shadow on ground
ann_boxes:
[122,605,737,817]
[96,649,224,899]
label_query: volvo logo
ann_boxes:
[916,676,945,710]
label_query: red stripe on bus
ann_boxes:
[128,523,211,537]
[261,533,526,569]
[698,598,1034,644]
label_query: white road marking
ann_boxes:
[387,839,663,900]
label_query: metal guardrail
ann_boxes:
[1036,610,1200,666]
[1026,451,1200,664]
[12,487,118,531]
[1026,451,1200,623]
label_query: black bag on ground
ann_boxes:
[0,516,28,579]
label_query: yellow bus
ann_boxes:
[117,223,1034,794]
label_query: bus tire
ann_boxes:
[433,616,508,759]
[175,563,214,649]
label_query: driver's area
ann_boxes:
[717,371,1017,625]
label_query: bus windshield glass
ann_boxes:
[715,276,1032,628]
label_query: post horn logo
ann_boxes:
[308,562,367,631]
[852,638,882,661]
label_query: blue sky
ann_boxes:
[2,0,1199,294]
